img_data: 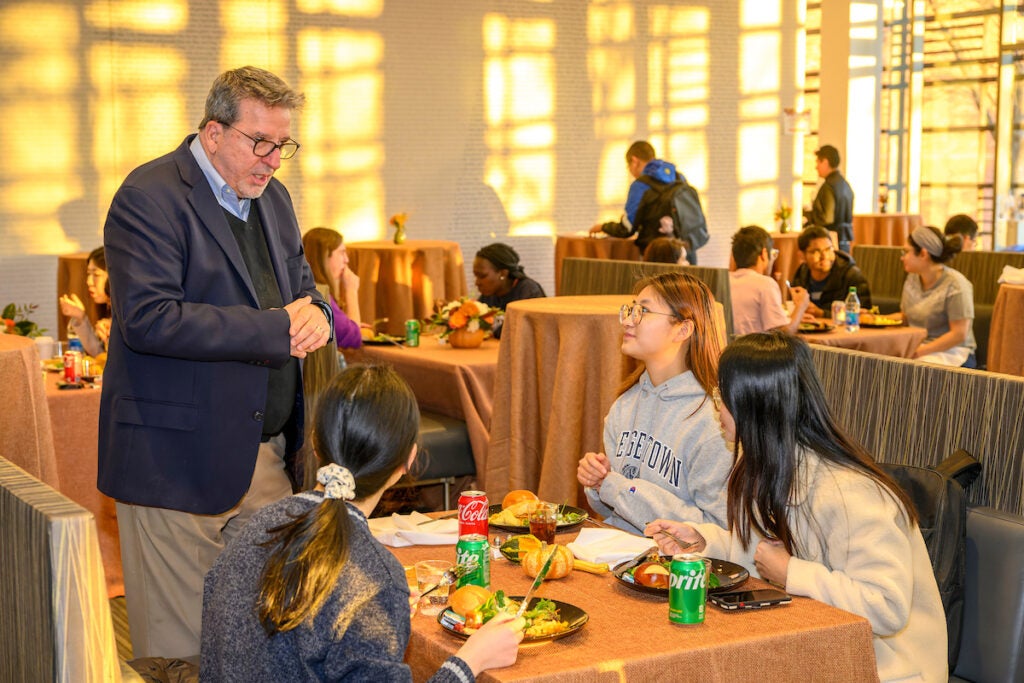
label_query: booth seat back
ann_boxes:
[950,506,1024,683]
[851,245,904,313]
[808,345,1024,517]
[0,456,123,682]
[559,257,734,336]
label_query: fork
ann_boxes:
[648,527,699,552]
[419,561,474,598]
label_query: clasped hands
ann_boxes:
[283,296,330,358]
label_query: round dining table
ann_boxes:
[987,283,1024,376]
[554,234,642,294]
[486,295,640,505]
[346,240,467,337]
[852,213,922,247]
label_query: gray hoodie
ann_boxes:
[585,370,731,534]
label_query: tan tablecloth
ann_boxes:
[853,213,922,247]
[57,252,103,342]
[770,232,802,283]
[347,337,499,479]
[43,372,123,597]
[487,295,640,505]
[346,240,466,337]
[0,334,59,487]
[799,321,928,359]
[390,532,879,683]
[987,284,1024,376]
[554,235,642,295]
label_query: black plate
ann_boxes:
[487,504,588,533]
[437,597,588,642]
[363,335,406,346]
[859,319,903,328]
[613,555,749,597]
[798,322,834,334]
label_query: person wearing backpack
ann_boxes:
[589,141,706,264]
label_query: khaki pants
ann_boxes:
[116,436,292,659]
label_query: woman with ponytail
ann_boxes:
[201,365,522,681]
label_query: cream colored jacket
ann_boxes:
[694,452,947,682]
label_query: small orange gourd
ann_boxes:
[521,543,574,579]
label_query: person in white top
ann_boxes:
[728,225,809,336]
[646,332,947,683]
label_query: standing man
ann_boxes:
[99,66,332,660]
[729,225,809,335]
[805,144,854,254]
[589,141,699,264]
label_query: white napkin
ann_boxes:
[368,511,460,547]
[567,528,657,567]
[998,265,1024,285]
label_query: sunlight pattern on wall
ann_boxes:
[298,27,384,240]
[483,12,556,237]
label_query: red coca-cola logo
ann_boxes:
[460,500,488,521]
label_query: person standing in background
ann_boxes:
[99,66,332,660]
[302,227,364,349]
[805,145,854,255]
[589,141,699,264]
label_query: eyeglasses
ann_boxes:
[805,246,834,259]
[221,122,300,159]
[619,302,678,326]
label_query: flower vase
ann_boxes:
[779,218,789,234]
[393,225,406,245]
[448,328,484,349]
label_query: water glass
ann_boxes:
[415,560,452,616]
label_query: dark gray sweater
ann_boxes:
[200,492,473,682]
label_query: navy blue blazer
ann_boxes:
[98,135,322,514]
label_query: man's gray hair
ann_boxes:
[199,66,305,129]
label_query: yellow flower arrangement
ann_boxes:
[774,203,792,232]
[428,297,495,339]
[390,212,408,244]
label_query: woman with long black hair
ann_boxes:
[646,332,946,682]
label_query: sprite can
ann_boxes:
[669,553,708,624]
[455,533,490,589]
[405,319,421,347]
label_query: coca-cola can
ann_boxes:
[63,351,81,383]
[458,490,489,538]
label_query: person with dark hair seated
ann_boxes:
[791,226,871,318]
[872,226,976,367]
[647,332,946,683]
[58,246,111,357]
[643,237,688,265]
[729,226,809,335]
[943,214,979,252]
[474,243,545,338]
[202,365,524,680]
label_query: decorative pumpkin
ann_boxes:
[521,543,574,580]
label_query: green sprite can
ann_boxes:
[455,533,490,589]
[405,319,421,347]
[669,553,708,624]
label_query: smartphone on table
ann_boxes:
[709,588,791,610]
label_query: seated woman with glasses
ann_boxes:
[790,226,871,318]
[58,246,111,357]
[576,272,732,533]
[646,332,946,683]
[728,225,809,335]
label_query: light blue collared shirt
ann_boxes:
[190,135,251,221]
